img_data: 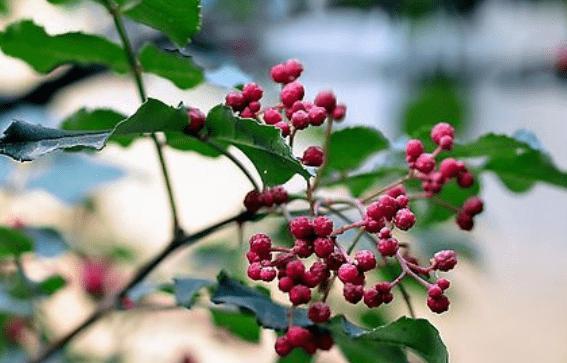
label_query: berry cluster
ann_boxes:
[275,326,333,356]
[243,186,289,213]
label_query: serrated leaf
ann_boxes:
[0,122,108,162]
[173,277,213,308]
[112,98,187,135]
[211,272,310,330]
[165,133,223,157]
[60,108,134,147]
[23,227,68,258]
[139,43,204,89]
[206,106,310,186]
[210,309,261,343]
[120,0,201,47]
[0,227,33,259]
[331,316,448,363]
[325,126,389,173]
[0,20,128,73]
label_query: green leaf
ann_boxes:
[0,121,108,162]
[206,106,310,186]
[0,227,34,259]
[335,335,408,363]
[211,272,310,331]
[112,98,187,135]
[325,126,389,173]
[38,275,66,296]
[277,348,314,363]
[331,316,448,363]
[165,133,223,157]
[0,20,128,73]
[173,277,213,308]
[120,0,201,47]
[139,43,204,89]
[451,133,530,159]
[210,309,261,343]
[60,108,135,147]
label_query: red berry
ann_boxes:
[456,211,474,231]
[4,317,26,344]
[247,262,262,280]
[263,108,282,125]
[325,252,347,270]
[428,285,443,298]
[281,81,305,107]
[378,227,391,239]
[313,237,334,258]
[427,295,450,314]
[375,282,392,294]
[374,195,398,220]
[406,139,424,161]
[314,90,337,112]
[293,239,313,258]
[225,91,246,111]
[185,107,206,134]
[439,135,453,150]
[302,146,324,167]
[289,217,314,239]
[82,259,108,297]
[260,190,275,207]
[354,250,376,272]
[457,171,474,188]
[436,278,451,290]
[291,110,310,130]
[240,107,255,118]
[243,190,263,212]
[249,233,272,256]
[337,263,359,283]
[343,283,363,304]
[396,194,409,208]
[286,260,306,281]
[313,216,333,237]
[431,122,455,145]
[363,288,382,308]
[275,121,291,136]
[363,217,384,233]
[275,336,293,357]
[439,158,460,179]
[246,251,261,263]
[415,153,436,174]
[248,101,261,113]
[433,250,457,271]
[270,63,289,83]
[308,302,331,323]
[302,341,317,355]
[387,185,406,198]
[271,186,289,205]
[278,277,295,292]
[289,285,311,305]
[308,106,327,126]
[302,271,323,288]
[284,59,303,80]
[287,326,312,347]
[314,333,334,351]
[378,238,399,257]
[463,196,483,216]
[332,103,346,120]
[260,267,277,281]
[394,208,416,231]
[242,82,263,102]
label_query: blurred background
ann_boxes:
[1,0,567,362]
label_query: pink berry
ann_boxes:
[457,171,474,188]
[343,283,363,304]
[387,185,406,198]
[428,285,443,298]
[289,217,313,239]
[463,196,483,216]
[406,139,424,161]
[377,195,399,220]
[338,263,359,283]
[275,121,291,136]
[394,208,416,231]
[302,271,323,288]
[314,90,337,112]
[263,108,282,125]
[302,146,324,167]
[275,336,293,357]
[456,211,474,231]
[363,217,384,233]
[293,239,313,258]
[313,237,334,258]
[278,277,295,293]
[427,295,450,314]
[281,81,305,107]
[439,158,460,179]
[246,251,261,263]
[270,63,289,83]
[271,186,289,205]
[243,190,263,212]
[396,194,409,208]
[284,59,303,80]
[308,302,331,323]
[289,285,311,305]
[375,282,392,294]
[240,107,255,118]
[436,278,451,290]
[286,260,306,280]
[225,91,246,111]
[308,106,327,126]
[249,233,272,256]
[332,103,346,120]
[378,227,391,239]
[185,107,206,134]
[325,252,347,270]
[247,262,262,280]
[439,135,453,150]
[431,122,455,145]
[242,82,263,101]
[433,250,457,271]
[291,110,310,130]
[260,267,277,281]
[4,318,26,344]
[378,238,399,257]
[415,153,436,174]
[287,326,312,347]
[260,190,274,207]
[248,101,261,113]
[363,288,382,308]
[82,259,108,297]
[354,250,376,272]
[313,216,333,237]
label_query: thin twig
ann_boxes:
[397,283,416,318]
[204,140,260,191]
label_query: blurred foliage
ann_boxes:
[210,309,261,343]
[331,0,484,17]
